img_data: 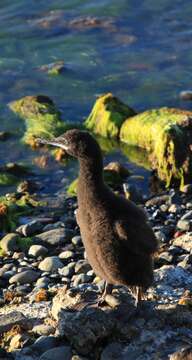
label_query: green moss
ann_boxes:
[0,173,18,186]
[0,193,43,232]
[8,95,66,146]
[16,237,33,251]
[84,93,136,138]
[120,107,192,186]
[67,178,78,196]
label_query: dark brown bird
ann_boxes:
[37,129,158,305]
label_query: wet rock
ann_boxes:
[39,346,72,360]
[0,311,31,333]
[39,61,65,76]
[9,270,39,284]
[179,90,192,100]
[38,256,63,272]
[58,307,115,354]
[0,233,20,253]
[28,245,48,258]
[35,228,71,246]
[17,221,44,237]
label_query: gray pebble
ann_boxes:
[72,235,82,246]
[9,270,39,285]
[38,256,63,273]
[28,245,48,258]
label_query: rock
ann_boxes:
[169,346,192,359]
[28,245,48,258]
[58,307,115,354]
[32,324,55,336]
[71,235,82,246]
[31,336,59,354]
[17,221,44,236]
[9,333,30,351]
[39,346,72,360]
[181,210,192,221]
[101,342,124,360]
[38,256,63,272]
[75,260,91,274]
[58,265,75,277]
[181,184,192,194]
[155,265,192,287]
[156,251,173,266]
[9,270,39,284]
[0,311,31,333]
[177,220,192,231]
[0,233,20,253]
[84,93,135,139]
[145,195,170,207]
[52,288,82,320]
[73,274,93,286]
[179,90,192,100]
[104,294,121,308]
[36,277,50,288]
[59,250,74,260]
[173,233,192,251]
[35,228,71,246]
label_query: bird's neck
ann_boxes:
[78,156,104,190]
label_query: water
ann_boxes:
[0,0,192,196]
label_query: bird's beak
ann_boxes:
[36,137,69,150]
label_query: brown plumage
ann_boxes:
[37,129,158,304]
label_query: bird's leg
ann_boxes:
[135,286,142,308]
[98,282,113,304]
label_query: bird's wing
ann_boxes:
[115,218,158,255]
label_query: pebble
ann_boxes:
[28,245,48,258]
[35,228,72,246]
[32,324,55,336]
[9,270,39,284]
[59,250,74,260]
[35,277,50,288]
[58,264,75,277]
[71,235,82,246]
[177,219,192,231]
[75,260,91,274]
[73,273,93,286]
[16,221,44,237]
[38,257,63,272]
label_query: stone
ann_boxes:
[181,210,192,221]
[104,294,121,308]
[72,235,82,246]
[36,277,50,288]
[9,333,29,351]
[59,250,74,260]
[52,288,82,320]
[179,90,192,100]
[32,324,55,336]
[9,270,39,284]
[39,346,72,360]
[58,265,74,277]
[28,245,48,258]
[57,307,115,354]
[173,233,192,251]
[73,274,93,286]
[177,220,192,231]
[38,256,63,272]
[75,260,91,274]
[169,346,192,359]
[0,233,20,253]
[35,228,71,246]
[16,221,44,237]
[31,336,58,354]
[0,311,31,333]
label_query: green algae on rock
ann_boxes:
[0,193,43,232]
[120,107,192,187]
[8,95,66,147]
[84,93,136,138]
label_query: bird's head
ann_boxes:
[36,129,101,160]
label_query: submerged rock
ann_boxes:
[84,93,135,139]
[8,95,66,147]
[120,107,192,187]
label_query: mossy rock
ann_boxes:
[120,107,192,187]
[0,193,43,232]
[8,95,66,146]
[120,143,151,170]
[84,93,136,139]
[0,173,18,186]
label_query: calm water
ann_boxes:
[0,0,192,196]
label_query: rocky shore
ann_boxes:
[0,182,192,359]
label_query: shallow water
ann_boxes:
[0,0,192,196]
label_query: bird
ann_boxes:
[37,129,158,306]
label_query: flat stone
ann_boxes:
[28,245,48,258]
[57,307,115,355]
[35,228,72,246]
[173,233,192,251]
[39,346,72,360]
[9,270,39,284]
[0,233,20,253]
[32,324,55,336]
[0,311,31,333]
[16,221,44,237]
[38,256,63,272]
